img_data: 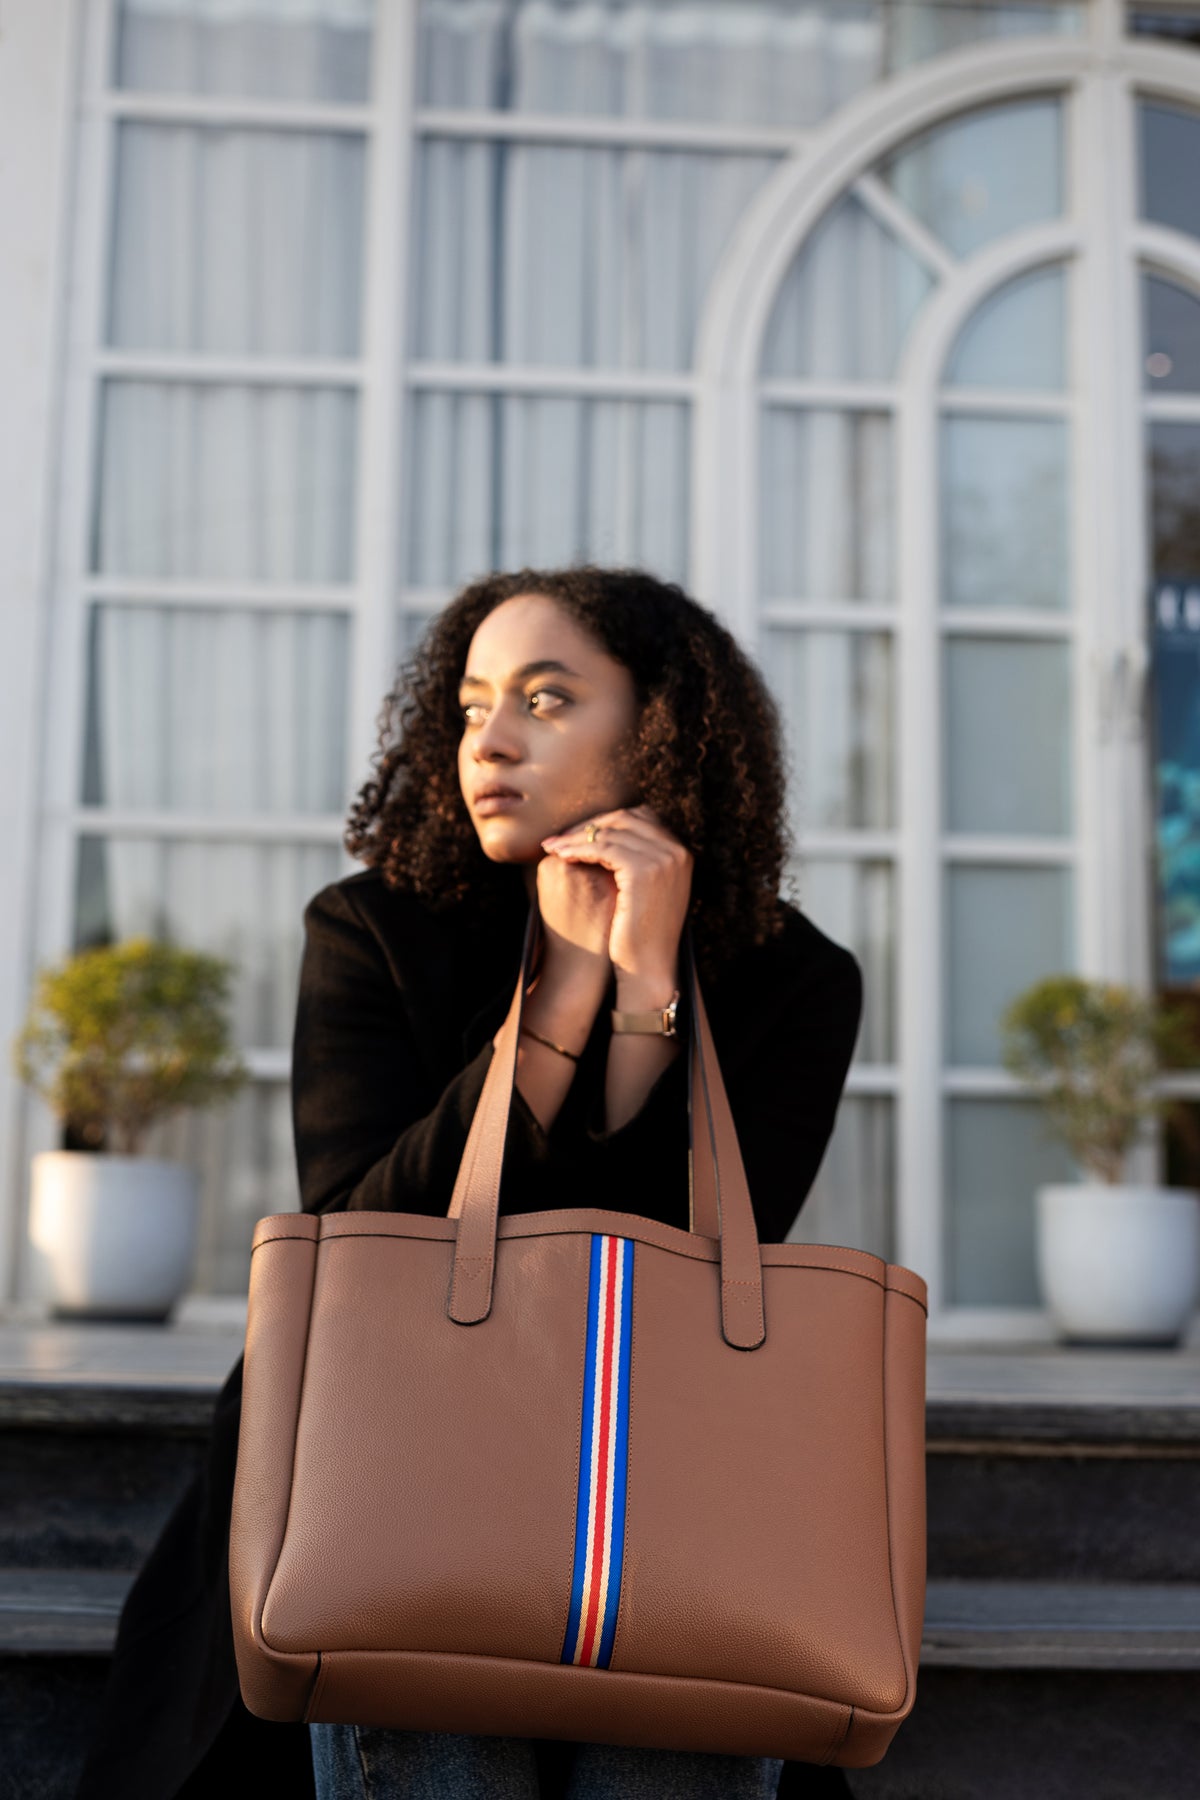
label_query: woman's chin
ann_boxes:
[475,824,541,864]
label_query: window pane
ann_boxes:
[944,265,1066,391]
[940,416,1069,610]
[1139,100,1200,241]
[1148,422,1200,575]
[891,0,1081,61]
[945,864,1074,1066]
[114,0,373,102]
[93,382,358,581]
[787,1096,895,1260]
[944,1097,1078,1306]
[1130,6,1200,47]
[404,391,689,587]
[786,856,895,1065]
[74,837,344,1049]
[1142,274,1200,395]
[877,98,1063,258]
[139,1079,300,1296]
[109,124,365,357]
[1149,580,1200,985]
[764,630,895,831]
[410,140,778,371]
[762,196,934,380]
[417,1,1080,126]
[82,605,350,815]
[761,410,892,601]
[944,638,1072,835]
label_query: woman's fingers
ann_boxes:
[542,805,683,859]
[539,806,694,991]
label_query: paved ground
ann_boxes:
[1,1302,1197,1411]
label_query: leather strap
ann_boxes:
[447,907,766,1349]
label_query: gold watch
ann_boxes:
[610,990,680,1037]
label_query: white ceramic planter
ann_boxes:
[1036,1183,1200,1345]
[28,1151,199,1321]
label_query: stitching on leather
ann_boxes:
[889,1285,929,1319]
[880,1286,910,1716]
[821,1704,854,1764]
[310,1225,891,1291]
[451,1254,492,1282]
[312,1642,865,1711]
[259,1236,320,1655]
[303,1651,326,1722]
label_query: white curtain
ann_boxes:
[761,196,933,381]
[81,4,368,1288]
[116,0,374,100]
[407,129,779,585]
[85,606,350,818]
[97,381,358,581]
[417,0,1078,126]
[110,123,365,356]
[89,0,1084,1289]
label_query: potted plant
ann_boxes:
[1000,975,1200,1345]
[12,936,249,1321]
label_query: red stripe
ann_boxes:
[578,1235,617,1665]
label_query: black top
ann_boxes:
[75,865,863,1800]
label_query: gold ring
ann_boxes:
[586,822,599,842]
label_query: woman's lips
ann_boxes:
[475,792,525,815]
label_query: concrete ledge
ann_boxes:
[0,1570,134,1653]
[6,1570,1200,1670]
[921,1579,1200,1669]
[3,1320,1200,1441]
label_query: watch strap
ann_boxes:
[610,990,680,1036]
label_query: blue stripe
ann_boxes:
[560,1233,603,1661]
[597,1236,634,1665]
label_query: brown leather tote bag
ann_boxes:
[229,911,928,1767]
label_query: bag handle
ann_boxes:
[446,907,766,1349]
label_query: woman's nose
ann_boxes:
[473,704,522,760]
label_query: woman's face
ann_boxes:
[457,592,641,865]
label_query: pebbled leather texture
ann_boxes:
[229,912,928,1767]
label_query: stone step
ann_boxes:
[4,1425,1195,1584]
[0,1568,132,1653]
[919,1577,1200,1669]
[6,1567,1200,1673]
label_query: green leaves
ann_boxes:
[999,975,1199,1185]
[11,937,250,1157]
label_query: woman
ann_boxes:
[74,565,863,1800]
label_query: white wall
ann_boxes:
[0,0,81,1299]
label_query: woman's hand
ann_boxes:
[532,835,617,1002]
[540,804,693,1004]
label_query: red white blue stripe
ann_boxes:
[560,1233,634,1668]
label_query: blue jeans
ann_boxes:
[309,1723,785,1798]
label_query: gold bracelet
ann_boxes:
[519,1025,580,1063]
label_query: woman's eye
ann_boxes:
[460,689,567,723]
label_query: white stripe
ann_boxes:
[576,1236,613,1657]
[591,1238,627,1662]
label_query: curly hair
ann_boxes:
[344,565,794,978]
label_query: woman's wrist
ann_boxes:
[613,966,680,1012]
[523,963,607,1054]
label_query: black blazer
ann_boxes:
[75,865,863,1800]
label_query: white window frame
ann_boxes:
[7,0,1200,1327]
[5,0,418,1299]
[693,0,1200,1337]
